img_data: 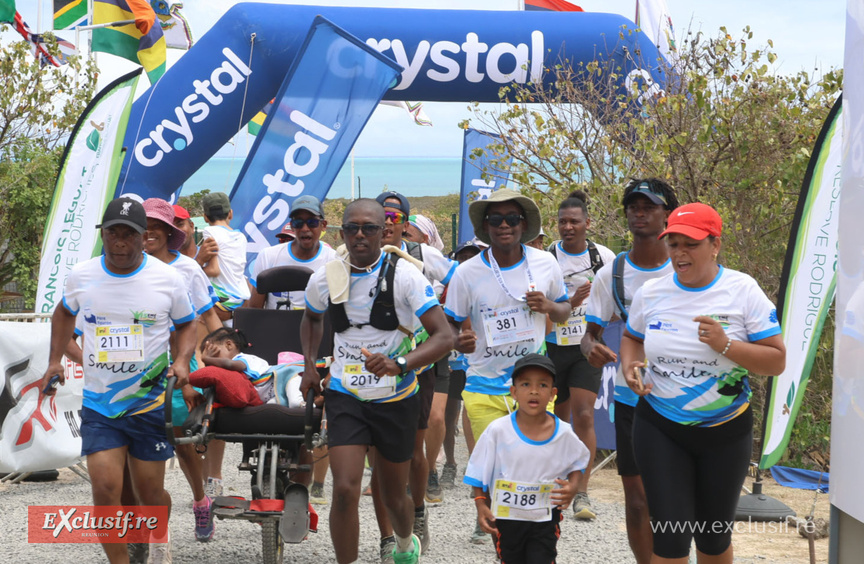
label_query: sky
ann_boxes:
[15,0,848,158]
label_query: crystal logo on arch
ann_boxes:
[133,48,253,168]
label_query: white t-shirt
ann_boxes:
[546,241,616,346]
[305,253,440,403]
[444,245,568,395]
[584,253,673,406]
[248,241,337,309]
[234,352,274,403]
[463,412,589,522]
[62,255,195,418]
[202,225,251,302]
[626,267,782,427]
[401,241,457,286]
[167,250,217,315]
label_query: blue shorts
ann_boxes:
[81,406,174,461]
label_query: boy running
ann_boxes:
[465,353,589,564]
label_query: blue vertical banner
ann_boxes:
[228,16,402,258]
[458,127,512,244]
[594,320,622,450]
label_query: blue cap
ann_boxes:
[290,195,323,217]
[623,181,668,207]
[376,191,410,216]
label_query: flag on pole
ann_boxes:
[36,68,143,314]
[0,0,15,23]
[524,0,583,11]
[248,99,275,136]
[458,128,513,244]
[152,1,193,50]
[635,0,677,63]
[53,0,88,30]
[8,11,71,67]
[380,100,433,127]
[759,96,842,469]
[92,0,167,83]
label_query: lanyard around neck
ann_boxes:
[487,246,535,302]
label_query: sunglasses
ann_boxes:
[290,217,321,229]
[384,210,408,224]
[341,223,384,236]
[485,213,525,227]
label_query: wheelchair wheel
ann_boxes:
[261,480,284,564]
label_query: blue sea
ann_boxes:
[180,156,463,199]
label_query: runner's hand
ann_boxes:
[196,238,219,267]
[361,348,399,377]
[476,504,499,535]
[456,329,477,354]
[300,367,322,398]
[570,281,592,309]
[550,478,577,509]
[182,385,204,412]
[40,364,66,396]
[623,360,652,396]
[525,290,552,314]
[585,343,617,368]
[169,363,189,389]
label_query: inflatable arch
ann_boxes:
[115,3,670,202]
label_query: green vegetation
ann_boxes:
[0,36,97,310]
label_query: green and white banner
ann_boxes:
[759,95,842,469]
[35,68,141,314]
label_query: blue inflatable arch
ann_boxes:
[115,2,669,202]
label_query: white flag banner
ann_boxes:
[0,322,84,473]
[635,0,677,64]
[35,69,141,315]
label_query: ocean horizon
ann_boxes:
[181,156,465,199]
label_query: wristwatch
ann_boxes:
[395,356,409,376]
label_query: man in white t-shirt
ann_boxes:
[41,198,196,563]
[300,199,452,564]
[580,178,679,564]
[247,195,336,309]
[445,188,570,438]
[200,192,251,320]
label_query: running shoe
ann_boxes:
[204,477,223,498]
[147,529,172,564]
[128,542,149,564]
[470,521,488,545]
[391,534,422,564]
[425,469,443,503]
[413,505,429,554]
[310,483,328,505]
[193,496,214,542]
[440,463,457,488]
[380,535,396,564]
[572,492,596,520]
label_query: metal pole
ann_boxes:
[76,19,136,31]
[451,213,457,250]
[350,148,355,200]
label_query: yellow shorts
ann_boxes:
[462,391,555,439]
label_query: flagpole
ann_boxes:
[37,0,42,33]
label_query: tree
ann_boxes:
[0,35,98,309]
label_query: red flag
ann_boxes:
[525,0,584,11]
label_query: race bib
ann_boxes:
[341,363,396,400]
[491,479,554,522]
[556,308,586,346]
[482,305,534,347]
[95,324,144,363]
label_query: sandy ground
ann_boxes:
[0,439,830,564]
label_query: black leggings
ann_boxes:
[632,400,752,559]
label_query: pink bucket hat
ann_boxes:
[142,198,187,251]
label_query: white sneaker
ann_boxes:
[147,529,172,564]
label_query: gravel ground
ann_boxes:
[2,435,638,564]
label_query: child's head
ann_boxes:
[510,354,557,414]
[201,192,232,224]
[202,327,250,358]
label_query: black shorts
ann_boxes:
[614,401,639,476]
[324,389,420,463]
[547,343,602,405]
[433,360,450,394]
[417,367,436,430]
[495,508,562,564]
[448,369,466,400]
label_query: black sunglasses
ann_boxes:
[485,213,525,227]
[290,217,321,229]
[341,223,384,236]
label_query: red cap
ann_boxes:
[659,203,722,240]
[172,204,191,220]
[276,224,296,241]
